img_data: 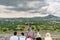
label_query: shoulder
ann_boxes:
[10,36,14,38]
[20,36,26,37]
[10,36,18,38]
[10,36,18,40]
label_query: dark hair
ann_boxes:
[21,32,24,36]
[14,32,17,35]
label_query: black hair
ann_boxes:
[21,32,24,36]
[14,32,17,35]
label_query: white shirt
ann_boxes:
[19,36,26,40]
[10,36,18,40]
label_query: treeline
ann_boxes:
[0,20,60,33]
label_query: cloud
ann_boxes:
[0,0,46,6]
[0,12,48,18]
[0,0,60,18]
[6,0,48,12]
[0,5,16,13]
[47,0,60,16]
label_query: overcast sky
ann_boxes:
[0,0,60,18]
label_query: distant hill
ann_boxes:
[41,15,60,20]
[44,15,59,19]
[29,15,60,20]
[0,15,60,21]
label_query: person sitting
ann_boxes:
[36,32,42,40]
[44,32,52,40]
[27,34,33,40]
[10,32,18,40]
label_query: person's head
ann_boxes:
[36,32,41,38]
[21,32,24,36]
[14,32,17,36]
[46,32,51,37]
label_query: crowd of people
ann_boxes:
[10,32,52,40]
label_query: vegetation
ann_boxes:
[0,18,60,33]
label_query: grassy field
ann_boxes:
[0,20,60,33]
[0,18,60,39]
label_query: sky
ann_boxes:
[0,0,60,18]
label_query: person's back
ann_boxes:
[45,37,52,40]
[45,32,52,40]
[19,32,26,40]
[10,32,18,40]
[19,36,26,40]
[36,32,42,40]
[10,36,18,40]
[26,34,32,40]
[27,38,32,40]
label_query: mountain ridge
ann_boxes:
[0,15,60,21]
[0,15,59,19]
